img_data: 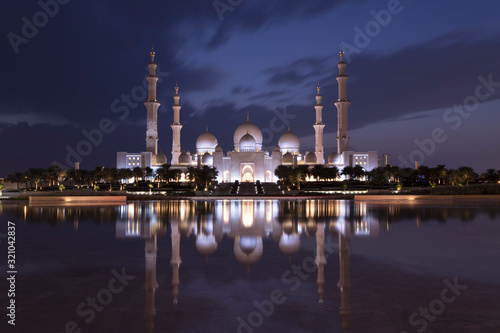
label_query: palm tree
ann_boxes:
[157,164,172,186]
[290,167,306,190]
[171,169,182,182]
[25,168,45,190]
[325,166,340,181]
[91,167,105,186]
[481,168,498,183]
[132,167,144,183]
[274,165,293,185]
[187,166,218,190]
[311,164,326,181]
[352,165,365,181]
[47,165,61,186]
[400,168,416,185]
[144,167,154,181]
[118,168,133,189]
[341,166,354,180]
[6,172,24,191]
[367,167,387,186]
[103,168,118,191]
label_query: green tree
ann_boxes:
[367,167,387,186]
[481,168,499,183]
[47,165,66,186]
[446,169,461,185]
[325,166,340,180]
[274,165,293,185]
[341,166,354,180]
[187,166,218,190]
[311,164,326,181]
[156,164,172,185]
[132,167,144,183]
[5,172,24,191]
[144,167,154,181]
[102,168,118,191]
[25,168,45,190]
[352,165,365,181]
[399,168,416,185]
[458,166,476,185]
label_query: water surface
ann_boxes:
[1,199,499,333]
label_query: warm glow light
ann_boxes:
[223,201,230,224]
[241,200,254,227]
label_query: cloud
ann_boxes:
[0,112,76,129]
[207,0,364,49]
[253,30,500,131]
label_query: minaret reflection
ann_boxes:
[326,201,379,331]
[337,231,351,330]
[315,222,326,303]
[170,219,182,304]
[115,202,166,333]
[144,234,158,333]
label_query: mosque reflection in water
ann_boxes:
[10,200,496,332]
[113,200,377,332]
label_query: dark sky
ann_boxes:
[1,0,500,176]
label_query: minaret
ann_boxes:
[145,46,161,155]
[313,83,325,164]
[334,46,351,155]
[144,235,158,333]
[171,83,183,165]
[315,222,327,303]
[170,221,182,304]
[337,232,352,330]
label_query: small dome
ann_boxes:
[196,130,218,153]
[305,221,317,235]
[328,152,338,164]
[278,129,300,153]
[234,117,263,150]
[239,133,256,152]
[305,152,317,164]
[234,236,263,265]
[282,220,295,234]
[282,152,293,164]
[178,152,191,165]
[156,151,167,165]
[196,235,218,256]
[274,145,281,152]
[239,236,257,254]
[215,145,222,152]
[202,152,213,165]
[279,234,301,255]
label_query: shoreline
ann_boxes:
[2,193,500,204]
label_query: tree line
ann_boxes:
[274,164,500,188]
[3,163,498,191]
[3,164,218,191]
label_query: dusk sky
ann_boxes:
[1,0,500,176]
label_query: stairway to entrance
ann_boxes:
[215,182,284,196]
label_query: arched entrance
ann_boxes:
[241,164,254,183]
[265,170,272,182]
[223,170,231,183]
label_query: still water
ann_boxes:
[1,199,500,333]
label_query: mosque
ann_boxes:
[117,47,389,182]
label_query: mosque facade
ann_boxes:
[117,47,388,182]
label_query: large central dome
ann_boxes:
[233,115,263,151]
